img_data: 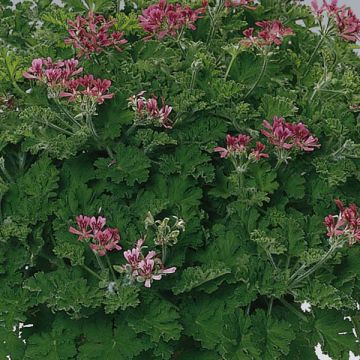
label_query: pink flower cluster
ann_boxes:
[23,57,83,88]
[311,0,360,42]
[261,116,320,152]
[225,0,256,9]
[128,91,173,128]
[121,239,176,288]
[138,0,207,40]
[59,75,113,104]
[324,200,360,246]
[23,57,113,105]
[241,20,294,47]
[65,11,127,58]
[69,215,121,256]
[214,134,269,161]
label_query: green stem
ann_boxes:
[94,252,106,273]
[266,250,278,271]
[267,297,274,317]
[288,263,306,282]
[86,113,98,139]
[303,36,325,78]
[244,54,268,99]
[224,55,237,81]
[105,253,117,282]
[45,121,74,136]
[290,245,337,287]
[162,243,167,264]
[279,298,309,322]
[81,264,103,280]
[12,81,26,97]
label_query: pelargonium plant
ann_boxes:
[1,0,360,359]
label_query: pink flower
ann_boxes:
[214,133,269,162]
[69,215,122,256]
[261,117,294,150]
[23,57,83,88]
[311,1,360,42]
[65,11,127,58]
[324,200,360,245]
[256,20,294,46]
[225,0,256,9]
[261,117,321,154]
[250,142,269,161]
[287,122,320,152]
[335,7,360,42]
[137,257,176,288]
[120,238,177,288]
[89,216,106,234]
[241,20,293,48]
[128,92,173,129]
[90,228,122,256]
[59,75,114,104]
[139,0,206,40]
[69,215,92,240]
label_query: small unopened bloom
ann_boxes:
[65,11,127,58]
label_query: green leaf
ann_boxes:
[252,310,296,360]
[103,285,140,313]
[172,262,231,295]
[313,310,359,358]
[260,94,298,119]
[4,156,59,224]
[127,296,183,343]
[95,144,151,186]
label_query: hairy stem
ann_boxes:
[105,253,117,282]
[81,264,103,280]
[303,36,325,78]
[244,54,268,99]
[224,55,237,81]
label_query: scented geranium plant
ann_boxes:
[0,0,360,359]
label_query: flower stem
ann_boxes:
[224,55,237,81]
[81,264,103,281]
[279,298,309,322]
[105,253,117,282]
[290,245,337,287]
[244,54,268,99]
[94,252,106,273]
[267,297,274,317]
[303,36,325,78]
[162,243,167,264]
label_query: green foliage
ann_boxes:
[0,0,359,358]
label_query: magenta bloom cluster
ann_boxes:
[225,0,256,9]
[23,58,83,87]
[139,0,207,40]
[324,200,360,245]
[311,0,360,42]
[23,57,113,104]
[128,91,173,128]
[261,116,320,152]
[121,239,176,288]
[59,75,113,104]
[241,20,294,47]
[214,134,268,161]
[69,215,121,256]
[65,11,128,58]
